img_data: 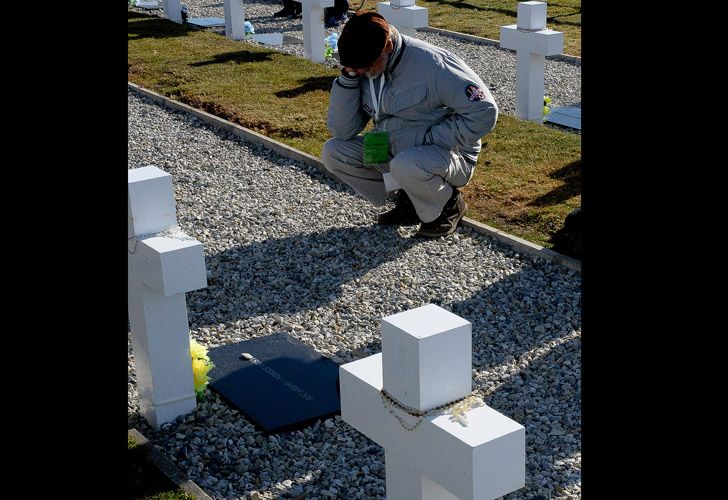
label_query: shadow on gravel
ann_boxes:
[457,278,577,349]
[154,103,356,197]
[451,267,581,498]
[488,335,581,499]
[187,225,426,327]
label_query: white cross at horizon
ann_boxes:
[500,1,564,122]
[378,0,428,38]
[162,0,182,23]
[300,0,335,63]
[224,0,246,41]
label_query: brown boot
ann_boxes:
[415,187,467,238]
[377,190,420,225]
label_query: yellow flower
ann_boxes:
[190,338,210,361]
[190,337,215,399]
[192,357,212,394]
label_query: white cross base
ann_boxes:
[340,305,525,499]
[162,0,182,23]
[300,0,334,63]
[377,2,428,38]
[500,1,563,122]
[224,0,246,41]
[134,0,161,9]
[128,166,208,429]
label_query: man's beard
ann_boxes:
[365,52,390,79]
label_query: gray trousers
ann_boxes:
[321,136,475,223]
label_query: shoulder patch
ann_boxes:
[465,84,486,102]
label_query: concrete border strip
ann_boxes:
[461,218,581,272]
[127,82,334,180]
[128,82,581,273]
[417,26,581,66]
[129,428,213,500]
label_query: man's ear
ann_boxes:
[384,37,394,54]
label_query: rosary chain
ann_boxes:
[380,388,482,432]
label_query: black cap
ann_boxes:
[338,12,389,69]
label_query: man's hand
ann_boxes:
[341,67,358,78]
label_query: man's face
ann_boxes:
[351,43,391,79]
[361,50,390,79]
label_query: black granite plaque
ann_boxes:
[207,333,341,433]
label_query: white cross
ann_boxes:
[161,0,182,23]
[134,0,161,10]
[340,304,525,500]
[378,0,428,38]
[299,0,334,63]
[128,166,208,429]
[500,1,564,122]
[224,0,246,41]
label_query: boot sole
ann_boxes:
[416,202,468,238]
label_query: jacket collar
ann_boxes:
[385,26,406,76]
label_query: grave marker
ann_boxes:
[224,0,246,40]
[187,17,225,28]
[340,304,525,499]
[161,0,182,23]
[207,333,341,433]
[135,0,161,9]
[500,1,564,122]
[545,105,581,130]
[378,0,428,37]
[128,166,208,429]
[300,0,334,63]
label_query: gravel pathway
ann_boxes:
[130,0,581,118]
[127,88,581,500]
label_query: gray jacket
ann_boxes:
[327,29,498,164]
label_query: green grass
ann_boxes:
[128,12,581,255]
[128,435,194,500]
[351,0,581,57]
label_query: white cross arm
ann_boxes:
[499,25,564,56]
[133,235,207,296]
[377,3,428,31]
[340,354,525,500]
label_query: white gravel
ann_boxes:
[130,0,581,119]
[127,85,581,500]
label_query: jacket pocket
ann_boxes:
[388,84,427,113]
